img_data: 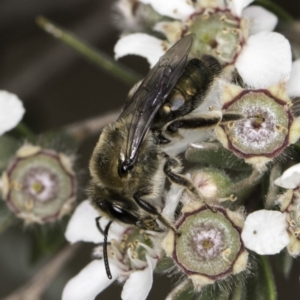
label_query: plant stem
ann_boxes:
[36,16,142,86]
[2,243,81,300]
[63,109,120,143]
[0,214,16,235]
[259,256,277,300]
[14,123,36,141]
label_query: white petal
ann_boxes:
[65,200,126,244]
[242,5,278,35]
[139,0,195,20]
[121,255,156,300]
[163,184,183,219]
[114,33,166,68]
[0,91,25,135]
[242,210,289,255]
[228,0,254,16]
[62,260,121,300]
[274,163,300,189]
[65,200,104,244]
[236,32,292,88]
[287,59,300,97]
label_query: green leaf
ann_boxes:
[29,217,68,263]
[185,143,250,171]
[246,254,277,300]
[0,135,20,171]
[276,250,294,279]
[155,256,174,273]
[0,204,17,234]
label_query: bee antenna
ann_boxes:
[103,221,113,279]
[96,217,113,279]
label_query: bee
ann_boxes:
[88,35,242,278]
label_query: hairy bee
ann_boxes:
[88,35,241,265]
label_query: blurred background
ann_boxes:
[0,0,300,299]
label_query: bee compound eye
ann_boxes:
[109,204,139,225]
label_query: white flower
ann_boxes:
[214,37,298,171]
[0,90,25,135]
[274,163,300,189]
[114,0,278,70]
[241,210,289,255]
[62,200,159,300]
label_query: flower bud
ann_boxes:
[0,144,76,224]
[162,202,248,290]
[278,189,300,256]
[216,83,300,171]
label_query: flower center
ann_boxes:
[31,181,44,194]
[174,208,242,276]
[222,91,290,156]
[23,167,58,202]
[107,227,155,271]
[188,9,246,66]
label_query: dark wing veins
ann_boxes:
[118,34,194,168]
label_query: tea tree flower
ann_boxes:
[114,0,278,75]
[162,201,248,291]
[0,90,25,136]
[0,144,76,224]
[241,210,289,255]
[275,164,300,256]
[215,38,300,171]
[63,200,159,300]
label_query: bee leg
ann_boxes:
[221,112,245,123]
[162,111,245,140]
[133,192,180,236]
[163,155,217,213]
[164,111,222,137]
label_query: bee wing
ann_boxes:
[118,34,194,165]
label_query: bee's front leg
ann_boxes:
[163,155,217,213]
[133,192,179,234]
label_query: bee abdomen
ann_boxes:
[162,56,221,118]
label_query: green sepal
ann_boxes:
[276,250,294,279]
[246,254,277,300]
[29,217,69,263]
[37,130,78,155]
[0,135,21,171]
[166,276,246,300]
[185,143,250,171]
[165,279,195,300]
[0,202,17,234]
[155,256,174,273]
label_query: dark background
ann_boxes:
[0,0,300,299]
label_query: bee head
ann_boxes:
[88,182,141,226]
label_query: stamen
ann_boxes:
[127,248,147,269]
[222,248,232,263]
[138,242,158,258]
[110,240,123,261]
[25,199,34,211]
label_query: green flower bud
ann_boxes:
[0,144,76,224]
[216,83,300,171]
[162,202,248,291]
